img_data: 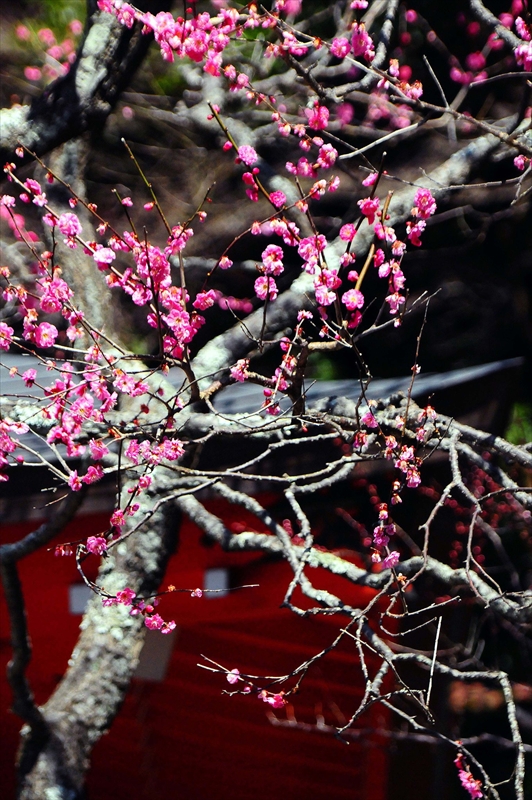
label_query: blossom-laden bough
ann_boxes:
[0,1,531,798]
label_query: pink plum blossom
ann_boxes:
[145,614,164,630]
[351,23,375,61]
[358,197,380,224]
[361,410,378,428]
[382,551,400,569]
[406,219,426,247]
[305,104,329,130]
[516,17,531,41]
[514,154,529,171]
[68,470,83,491]
[226,669,240,684]
[83,465,104,484]
[86,536,107,555]
[412,188,437,219]
[466,51,486,71]
[269,190,286,208]
[92,247,116,268]
[515,42,532,70]
[35,322,58,349]
[255,276,278,301]
[339,223,356,241]
[0,322,14,351]
[317,144,338,169]
[116,588,136,605]
[24,67,42,82]
[23,179,47,206]
[385,293,405,316]
[330,38,350,59]
[454,754,483,799]
[406,468,421,488]
[57,212,82,238]
[342,288,364,310]
[16,24,31,40]
[242,172,258,202]
[110,509,126,528]
[362,172,379,187]
[231,359,250,382]
[261,244,284,276]
[161,620,176,634]
[315,285,336,306]
[22,368,37,387]
[237,145,258,165]
[193,290,217,310]
[268,693,286,709]
[398,80,423,100]
[89,439,110,460]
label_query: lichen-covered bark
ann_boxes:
[17,491,178,800]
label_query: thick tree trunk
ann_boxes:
[16,502,177,799]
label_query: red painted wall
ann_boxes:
[1,502,392,799]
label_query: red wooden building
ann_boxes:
[1,488,392,800]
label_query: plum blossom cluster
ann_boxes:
[125,436,185,467]
[94,224,211,356]
[86,536,108,555]
[285,138,338,177]
[97,0,265,76]
[372,188,436,321]
[96,0,376,92]
[371,503,399,569]
[99,0,376,78]
[3,159,214,361]
[15,19,83,86]
[424,3,532,84]
[454,753,483,799]
[329,4,376,64]
[265,29,309,59]
[394,445,422,489]
[97,0,390,147]
[514,13,532,70]
[416,405,437,443]
[103,585,176,634]
[19,178,47,207]
[0,418,29,481]
[38,362,115,459]
[254,244,285,303]
[2,239,195,489]
[220,124,438,332]
[0,320,14,352]
[68,465,105,492]
[225,668,286,709]
[221,133,352,319]
[230,359,250,383]
[1,104,438,504]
